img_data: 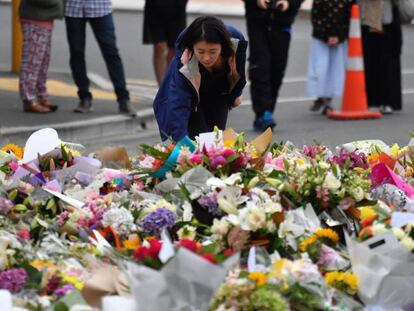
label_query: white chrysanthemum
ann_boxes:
[102,208,135,235]
[372,223,388,236]
[351,186,365,202]
[211,218,230,238]
[401,236,414,251]
[392,227,406,240]
[145,199,176,215]
[239,206,266,231]
[323,172,341,192]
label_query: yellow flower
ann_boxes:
[296,159,305,166]
[325,271,358,294]
[30,260,56,271]
[223,140,235,148]
[314,228,339,244]
[1,144,24,159]
[62,275,84,291]
[299,235,317,252]
[389,144,400,158]
[60,143,81,157]
[248,272,267,286]
[360,206,377,220]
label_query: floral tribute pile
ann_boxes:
[1,129,414,311]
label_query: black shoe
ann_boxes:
[119,101,137,117]
[309,98,325,112]
[73,98,93,113]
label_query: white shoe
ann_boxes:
[380,105,393,114]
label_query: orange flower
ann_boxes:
[358,226,373,239]
[123,234,141,250]
[95,226,122,250]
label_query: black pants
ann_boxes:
[361,8,402,110]
[187,95,230,140]
[246,19,291,117]
[65,14,130,104]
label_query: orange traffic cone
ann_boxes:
[327,4,382,120]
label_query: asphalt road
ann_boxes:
[2,5,414,153]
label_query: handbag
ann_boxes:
[399,0,414,24]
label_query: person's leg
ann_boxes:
[36,27,52,101]
[36,26,58,112]
[65,17,92,101]
[361,26,382,108]
[153,41,170,85]
[306,38,330,111]
[19,21,51,113]
[90,14,130,105]
[269,29,291,112]
[245,19,273,118]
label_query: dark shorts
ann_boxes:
[143,1,187,47]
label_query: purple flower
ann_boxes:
[210,156,227,170]
[197,193,223,216]
[140,208,176,236]
[0,268,28,293]
[0,198,13,214]
[329,149,369,169]
[54,284,75,297]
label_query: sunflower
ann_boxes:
[299,235,317,252]
[314,228,339,244]
[325,271,358,294]
[1,144,24,159]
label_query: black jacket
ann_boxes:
[311,0,352,43]
[244,0,304,27]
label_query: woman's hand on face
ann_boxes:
[231,96,242,110]
[257,0,270,9]
[276,0,289,12]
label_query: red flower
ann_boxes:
[17,229,30,241]
[133,246,151,261]
[201,253,216,263]
[148,239,162,258]
[222,149,236,158]
[179,239,198,253]
[223,249,234,257]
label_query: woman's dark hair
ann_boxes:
[178,16,234,58]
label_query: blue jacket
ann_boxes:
[153,25,248,141]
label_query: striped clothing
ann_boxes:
[64,0,111,18]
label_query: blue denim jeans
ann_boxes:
[65,14,130,104]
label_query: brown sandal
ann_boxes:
[23,100,52,113]
[38,99,58,112]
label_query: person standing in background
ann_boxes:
[143,0,188,85]
[360,0,402,114]
[307,0,353,114]
[64,0,136,116]
[19,0,63,113]
[243,0,304,132]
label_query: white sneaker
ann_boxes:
[380,105,393,114]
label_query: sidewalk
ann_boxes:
[0,70,156,146]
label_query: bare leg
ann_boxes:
[153,41,169,85]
